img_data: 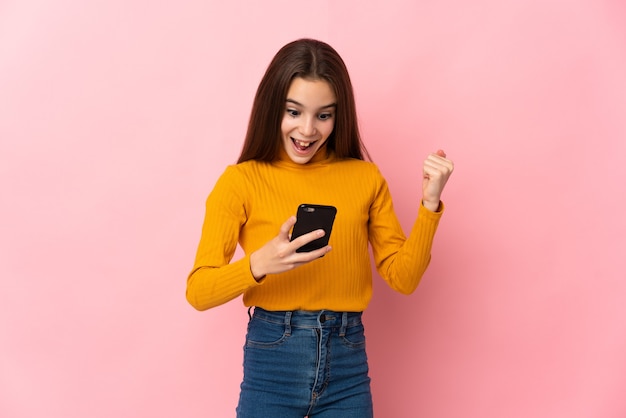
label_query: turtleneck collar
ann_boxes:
[273,144,336,168]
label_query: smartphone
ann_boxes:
[290,204,337,253]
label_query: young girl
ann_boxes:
[186,38,454,418]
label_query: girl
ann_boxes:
[186,38,454,418]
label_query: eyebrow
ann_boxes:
[286,98,337,110]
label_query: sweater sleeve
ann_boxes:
[185,166,262,311]
[368,169,444,294]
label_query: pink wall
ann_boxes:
[1,1,625,417]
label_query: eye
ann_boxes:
[286,108,300,117]
[318,112,333,121]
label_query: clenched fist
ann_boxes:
[422,150,454,212]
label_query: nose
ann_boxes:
[298,116,317,137]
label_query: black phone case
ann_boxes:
[291,204,337,253]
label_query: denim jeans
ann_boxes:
[236,307,373,418]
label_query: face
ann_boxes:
[281,77,336,164]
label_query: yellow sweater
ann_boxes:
[186,148,443,312]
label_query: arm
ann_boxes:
[370,151,453,294]
[187,215,333,311]
[186,166,333,311]
[185,167,257,311]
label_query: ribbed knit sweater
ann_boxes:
[186,147,443,312]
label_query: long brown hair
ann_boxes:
[237,39,370,163]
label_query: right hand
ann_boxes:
[249,216,332,281]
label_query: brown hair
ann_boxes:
[237,38,370,163]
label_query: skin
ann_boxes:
[422,149,454,212]
[249,77,454,280]
[280,77,336,165]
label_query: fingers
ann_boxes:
[294,243,332,261]
[282,215,331,257]
[422,150,454,210]
[280,216,298,239]
[423,159,453,176]
[289,228,326,251]
[428,150,452,165]
[424,150,454,171]
[251,219,329,279]
[280,227,332,269]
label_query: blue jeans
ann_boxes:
[236,307,373,418]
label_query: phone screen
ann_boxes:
[290,204,337,253]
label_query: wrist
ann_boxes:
[422,199,441,212]
[249,252,266,282]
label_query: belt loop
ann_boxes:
[339,312,348,337]
[284,311,292,336]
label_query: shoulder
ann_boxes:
[214,160,282,194]
[332,158,386,180]
[211,162,258,195]
[208,162,270,207]
[221,160,268,180]
[333,157,378,170]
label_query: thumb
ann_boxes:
[280,216,297,238]
[436,149,447,158]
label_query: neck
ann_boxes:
[275,144,333,167]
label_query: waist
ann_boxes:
[251,306,362,328]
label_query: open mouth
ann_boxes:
[291,138,317,152]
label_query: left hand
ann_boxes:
[422,149,454,212]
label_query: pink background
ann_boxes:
[1,1,625,417]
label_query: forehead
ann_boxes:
[286,77,336,106]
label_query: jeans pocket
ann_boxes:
[341,322,366,349]
[245,317,289,348]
